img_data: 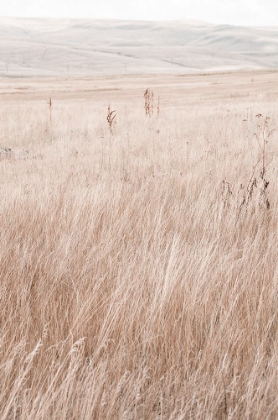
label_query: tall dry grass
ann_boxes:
[0,92,278,419]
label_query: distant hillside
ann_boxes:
[0,18,278,76]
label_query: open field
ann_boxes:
[0,70,278,419]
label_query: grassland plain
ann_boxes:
[0,71,278,419]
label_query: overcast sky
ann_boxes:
[1,0,278,26]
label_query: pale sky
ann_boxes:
[1,0,278,26]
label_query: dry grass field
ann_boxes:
[0,70,278,419]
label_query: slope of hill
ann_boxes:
[0,17,278,76]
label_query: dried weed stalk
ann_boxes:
[157,96,160,116]
[144,88,154,117]
[47,98,53,141]
[221,114,274,213]
[107,105,116,137]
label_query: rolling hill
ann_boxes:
[0,17,278,76]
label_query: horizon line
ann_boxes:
[1,15,278,28]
